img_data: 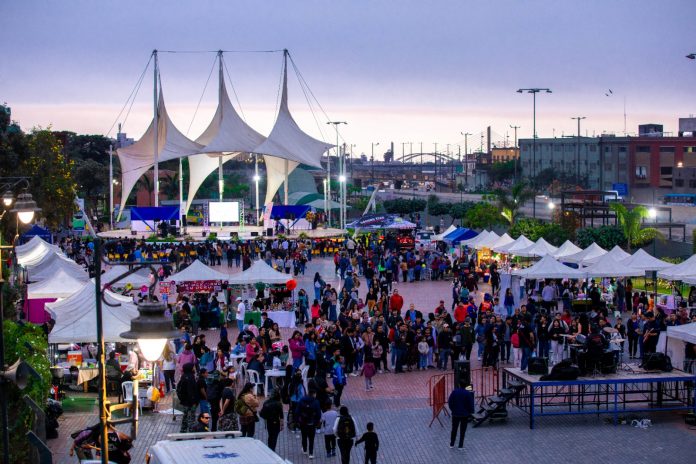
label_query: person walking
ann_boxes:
[176,363,200,433]
[447,383,475,450]
[297,389,322,459]
[355,422,379,464]
[235,383,259,437]
[334,406,358,464]
[321,403,338,457]
[259,391,284,452]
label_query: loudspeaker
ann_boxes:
[181,214,187,226]
[250,232,259,237]
[454,360,471,388]
[266,228,273,237]
[1,359,30,389]
[640,353,673,372]
[528,357,549,376]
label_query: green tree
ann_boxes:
[609,203,663,251]
[508,218,570,246]
[488,160,515,184]
[134,174,154,206]
[494,182,534,226]
[464,202,503,229]
[23,129,77,228]
[383,198,426,215]
[75,158,108,211]
[161,172,180,200]
[576,225,627,249]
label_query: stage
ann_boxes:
[98,225,346,241]
[502,366,696,429]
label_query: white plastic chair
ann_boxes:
[300,365,310,394]
[239,362,248,383]
[247,369,264,396]
[121,381,142,416]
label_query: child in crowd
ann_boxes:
[417,337,429,371]
[321,402,338,457]
[360,356,376,391]
[355,421,379,464]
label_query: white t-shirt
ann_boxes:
[236,302,246,321]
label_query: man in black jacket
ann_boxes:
[260,391,284,452]
[448,384,475,449]
[297,389,322,458]
[178,363,200,433]
[355,422,379,464]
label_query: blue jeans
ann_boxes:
[237,319,244,333]
[329,305,337,322]
[521,347,532,371]
[419,354,428,369]
[314,288,321,301]
[292,357,303,371]
[438,349,451,369]
[505,305,514,317]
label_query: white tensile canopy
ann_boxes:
[486,233,514,251]
[581,253,644,278]
[563,242,607,265]
[621,249,673,272]
[185,79,266,214]
[26,253,88,283]
[551,240,583,260]
[168,260,230,283]
[583,245,631,265]
[512,255,586,279]
[657,323,696,372]
[117,90,203,218]
[16,236,63,267]
[497,235,535,255]
[473,231,501,250]
[432,225,457,242]
[227,259,290,285]
[514,237,559,258]
[28,269,87,299]
[255,53,333,204]
[100,266,153,287]
[47,280,139,343]
[658,254,696,282]
[460,230,489,247]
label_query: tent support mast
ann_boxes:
[217,50,224,214]
[153,50,159,207]
[109,144,113,230]
[284,158,289,205]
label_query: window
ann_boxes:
[661,166,673,175]
[635,166,648,179]
[589,145,597,152]
[690,180,696,188]
[637,146,651,153]
[675,179,684,187]
[660,146,675,153]
[619,146,627,153]
[685,146,696,153]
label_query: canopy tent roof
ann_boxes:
[485,233,514,251]
[16,236,63,267]
[253,53,333,170]
[665,322,696,345]
[562,242,607,265]
[583,245,631,265]
[347,214,416,230]
[47,280,139,343]
[514,237,559,258]
[227,259,290,285]
[658,254,696,282]
[28,269,87,299]
[512,255,586,279]
[100,266,153,288]
[620,249,673,272]
[551,240,583,260]
[185,79,265,214]
[117,89,204,218]
[168,260,230,284]
[495,235,534,254]
[18,225,52,244]
[26,253,88,283]
[444,228,478,245]
[460,230,489,248]
[305,198,341,210]
[473,231,501,250]
[582,252,644,278]
[432,225,457,242]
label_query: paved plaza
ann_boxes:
[48,257,696,463]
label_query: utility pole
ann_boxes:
[510,125,520,183]
[571,116,586,187]
[326,121,347,228]
[461,132,471,186]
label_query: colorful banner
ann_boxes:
[176,280,224,293]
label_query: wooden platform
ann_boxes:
[504,366,696,385]
[98,225,346,241]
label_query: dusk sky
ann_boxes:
[2,0,695,158]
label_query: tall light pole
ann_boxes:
[461,132,471,186]
[371,142,379,186]
[571,116,586,187]
[510,125,520,183]
[253,155,260,224]
[517,87,552,218]
[326,121,347,228]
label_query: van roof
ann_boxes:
[149,437,290,464]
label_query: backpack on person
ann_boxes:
[176,377,189,404]
[336,415,356,440]
[297,398,316,426]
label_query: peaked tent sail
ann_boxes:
[117,89,203,219]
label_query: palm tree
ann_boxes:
[609,203,663,251]
[135,175,154,206]
[495,182,535,226]
[162,173,180,200]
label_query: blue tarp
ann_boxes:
[444,228,477,244]
[19,225,52,244]
[130,206,180,221]
[269,205,311,220]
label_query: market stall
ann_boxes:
[551,240,583,260]
[562,242,607,266]
[514,237,558,258]
[582,245,630,265]
[25,252,88,283]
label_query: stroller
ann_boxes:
[70,423,132,463]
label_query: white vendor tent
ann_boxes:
[460,230,490,248]
[28,269,87,299]
[583,245,630,265]
[512,255,586,279]
[657,323,696,373]
[515,237,558,258]
[621,249,673,272]
[227,259,290,285]
[486,233,514,251]
[16,236,63,267]
[168,260,230,283]
[473,231,500,250]
[26,253,88,283]
[563,242,607,265]
[582,253,644,278]
[47,280,139,343]
[432,225,457,242]
[499,235,535,255]
[100,266,153,288]
[658,254,696,282]
[551,240,583,260]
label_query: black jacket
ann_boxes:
[356,431,379,452]
[178,363,200,407]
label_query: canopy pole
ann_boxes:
[254,154,260,224]
[179,157,183,230]
[153,50,159,207]
[284,158,289,205]
[217,50,224,210]
[109,144,114,230]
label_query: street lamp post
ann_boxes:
[517,87,552,218]
[371,142,379,186]
[510,125,520,183]
[461,132,471,186]
[253,155,261,225]
[571,116,586,186]
[327,122,347,228]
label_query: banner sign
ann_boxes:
[176,280,225,293]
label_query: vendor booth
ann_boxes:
[551,240,583,260]
[515,237,558,258]
[24,269,88,323]
[25,252,88,283]
[18,224,53,245]
[563,242,607,265]
[657,323,696,373]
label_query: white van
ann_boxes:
[146,432,292,464]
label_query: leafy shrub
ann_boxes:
[508,218,569,246]
[576,225,626,249]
